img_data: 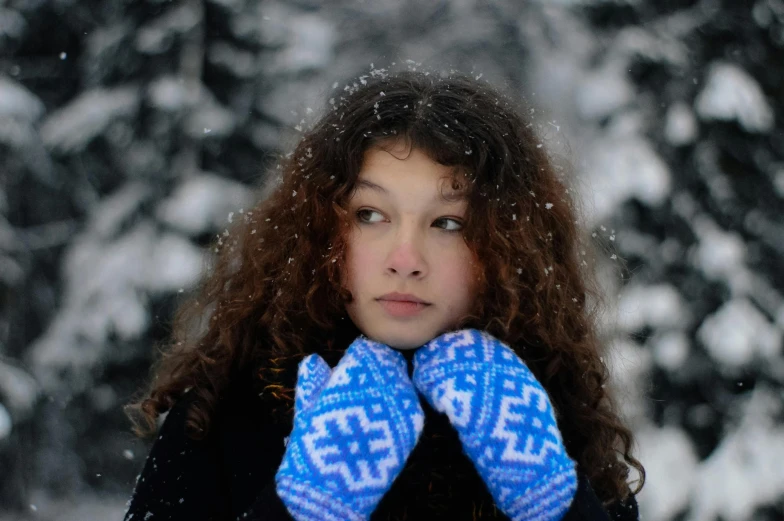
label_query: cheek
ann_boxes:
[451,248,481,299]
[434,246,473,286]
[344,238,378,289]
[445,261,476,297]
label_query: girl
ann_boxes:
[122,68,645,521]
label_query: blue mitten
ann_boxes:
[412,329,577,521]
[276,337,425,521]
[292,352,333,415]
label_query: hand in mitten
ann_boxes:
[276,337,425,521]
[412,329,577,521]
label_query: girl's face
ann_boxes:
[342,142,480,350]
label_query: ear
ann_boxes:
[294,354,332,414]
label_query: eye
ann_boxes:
[355,209,464,233]
[356,208,384,224]
[433,217,464,232]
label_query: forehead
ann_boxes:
[354,178,467,201]
[356,146,470,201]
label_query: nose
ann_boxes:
[385,232,427,279]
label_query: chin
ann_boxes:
[346,306,442,350]
[387,342,421,351]
[377,331,436,351]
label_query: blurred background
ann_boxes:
[1,0,783,519]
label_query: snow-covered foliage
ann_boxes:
[521,4,783,521]
[695,63,774,133]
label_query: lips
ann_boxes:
[378,299,430,318]
[377,292,431,305]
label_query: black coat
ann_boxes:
[123,342,639,521]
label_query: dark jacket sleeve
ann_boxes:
[245,470,639,521]
[122,391,231,520]
[245,475,638,521]
[562,473,640,521]
[122,392,296,521]
[122,387,637,521]
[243,482,297,520]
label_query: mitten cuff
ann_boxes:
[502,462,578,521]
[275,476,365,521]
[412,329,481,370]
[346,336,410,386]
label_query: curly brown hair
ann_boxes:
[124,69,645,505]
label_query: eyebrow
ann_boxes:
[355,179,468,202]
